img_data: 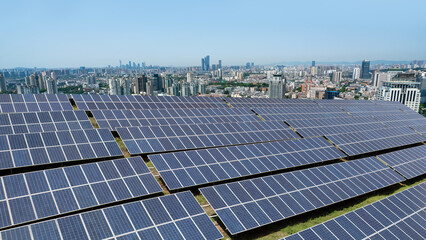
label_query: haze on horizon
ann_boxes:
[1,0,425,68]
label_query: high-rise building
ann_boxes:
[135,75,147,94]
[377,79,421,112]
[361,60,371,79]
[418,74,426,104]
[146,81,154,96]
[246,62,251,69]
[352,68,360,80]
[186,72,193,83]
[269,74,286,98]
[181,82,191,97]
[109,79,121,95]
[87,75,96,84]
[171,83,180,96]
[312,61,315,67]
[0,73,6,92]
[153,74,162,92]
[310,66,317,76]
[218,60,222,69]
[331,71,342,85]
[372,70,392,88]
[45,78,58,94]
[121,78,131,95]
[201,55,210,71]
[199,83,207,94]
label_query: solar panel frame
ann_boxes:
[0,94,73,113]
[149,137,346,190]
[200,157,405,235]
[377,145,426,179]
[0,156,162,229]
[0,191,223,240]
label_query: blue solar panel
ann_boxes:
[284,182,426,240]
[200,157,404,235]
[0,94,73,113]
[149,137,345,190]
[0,191,223,240]
[377,145,426,179]
[118,121,300,154]
[0,156,162,228]
[0,128,123,170]
[326,127,426,156]
[91,108,260,130]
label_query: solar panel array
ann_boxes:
[284,182,425,240]
[92,107,260,130]
[0,94,73,113]
[0,191,223,240]
[200,157,404,234]
[70,94,227,110]
[149,137,345,190]
[0,110,93,135]
[0,94,425,239]
[377,145,426,179]
[0,128,123,170]
[326,127,426,156]
[0,156,162,228]
[118,121,299,154]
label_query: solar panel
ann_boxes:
[286,116,386,137]
[253,106,350,121]
[0,156,162,229]
[225,98,315,108]
[0,191,223,240]
[91,108,260,130]
[71,94,227,110]
[118,121,300,154]
[0,94,73,113]
[0,128,123,170]
[149,137,346,190]
[0,110,93,135]
[377,145,426,179]
[411,124,426,136]
[200,157,404,235]
[284,182,426,240]
[326,127,426,156]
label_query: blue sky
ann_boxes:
[1,0,425,68]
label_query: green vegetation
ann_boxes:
[354,95,360,100]
[59,85,84,94]
[114,137,130,158]
[211,82,268,88]
[339,86,346,92]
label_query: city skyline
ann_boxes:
[1,0,426,68]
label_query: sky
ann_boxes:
[1,0,425,68]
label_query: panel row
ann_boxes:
[0,110,93,135]
[284,182,426,240]
[0,157,162,229]
[149,137,345,190]
[326,127,426,156]
[200,157,404,235]
[0,129,123,170]
[92,108,259,130]
[377,145,426,179]
[0,94,73,113]
[0,191,223,240]
[118,121,299,154]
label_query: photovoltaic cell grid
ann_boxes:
[286,116,387,137]
[0,156,162,229]
[91,108,260,130]
[375,113,426,128]
[326,127,426,156]
[377,145,426,179]
[284,182,426,240]
[410,124,426,136]
[0,128,123,170]
[253,106,350,121]
[71,94,227,110]
[0,94,73,113]
[0,110,93,136]
[149,137,345,190]
[200,157,404,235]
[118,121,300,154]
[0,191,223,240]
[225,98,315,108]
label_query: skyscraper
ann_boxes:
[153,74,162,92]
[201,56,210,71]
[186,72,193,83]
[312,61,315,67]
[361,60,371,79]
[331,71,342,85]
[135,75,147,94]
[269,74,286,98]
[218,60,222,69]
[0,73,6,92]
[352,68,360,80]
[45,78,58,94]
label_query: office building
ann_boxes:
[312,61,315,67]
[353,68,360,80]
[324,90,339,99]
[135,75,147,94]
[87,75,96,85]
[0,73,6,92]
[361,60,371,79]
[418,74,426,104]
[187,72,193,83]
[153,74,162,92]
[201,56,210,71]
[218,60,222,69]
[372,70,393,88]
[377,80,421,112]
[269,74,286,98]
